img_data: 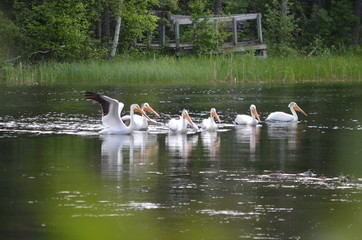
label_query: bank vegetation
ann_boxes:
[1,0,362,84]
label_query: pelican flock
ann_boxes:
[85,92,308,135]
[122,103,160,131]
[85,92,151,135]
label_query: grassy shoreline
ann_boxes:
[3,54,362,85]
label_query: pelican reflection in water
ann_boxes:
[100,135,134,179]
[266,122,299,166]
[200,131,221,158]
[266,122,299,140]
[100,133,159,180]
[132,131,158,162]
[166,133,198,160]
[235,125,260,161]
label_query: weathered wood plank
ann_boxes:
[159,22,165,47]
[136,42,267,52]
[232,17,238,45]
[256,13,263,43]
[171,14,259,25]
[175,21,180,54]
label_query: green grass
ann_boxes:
[3,54,362,85]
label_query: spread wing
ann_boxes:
[85,92,111,116]
[85,91,125,128]
[84,92,124,116]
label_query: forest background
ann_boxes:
[0,0,362,83]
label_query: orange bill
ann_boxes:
[144,104,160,118]
[294,106,307,116]
[134,106,153,121]
[183,112,198,130]
[212,111,221,123]
[252,109,261,122]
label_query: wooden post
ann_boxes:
[214,19,219,45]
[175,21,180,56]
[257,13,263,43]
[232,17,238,45]
[160,22,165,47]
[147,31,152,47]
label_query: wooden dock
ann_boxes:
[136,13,267,56]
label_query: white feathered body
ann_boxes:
[201,117,218,131]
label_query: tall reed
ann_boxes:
[3,54,362,85]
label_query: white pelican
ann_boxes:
[266,102,307,122]
[85,92,151,135]
[122,103,160,130]
[201,108,221,131]
[235,104,261,125]
[167,109,198,133]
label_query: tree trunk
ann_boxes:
[214,0,222,16]
[281,0,288,17]
[101,4,111,42]
[352,0,362,46]
[96,21,102,39]
[110,13,122,60]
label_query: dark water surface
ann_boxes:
[1,83,362,240]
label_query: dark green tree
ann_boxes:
[301,0,358,54]
[0,11,23,60]
[117,0,159,52]
[1,0,361,60]
[263,0,299,55]
[11,0,94,60]
[187,0,229,54]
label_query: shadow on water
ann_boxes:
[1,83,362,240]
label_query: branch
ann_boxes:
[4,45,66,63]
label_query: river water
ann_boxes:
[0,82,362,240]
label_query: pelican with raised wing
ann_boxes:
[266,102,307,122]
[201,108,221,131]
[235,104,261,126]
[122,103,160,130]
[167,109,198,133]
[84,92,151,135]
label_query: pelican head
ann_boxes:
[210,108,221,123]
[288,102,307,116]
[182,109,198,130]
[142,103,161,118]
[131,104,153,121]
[250,104,261,122]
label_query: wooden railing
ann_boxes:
[138,13,267,56]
